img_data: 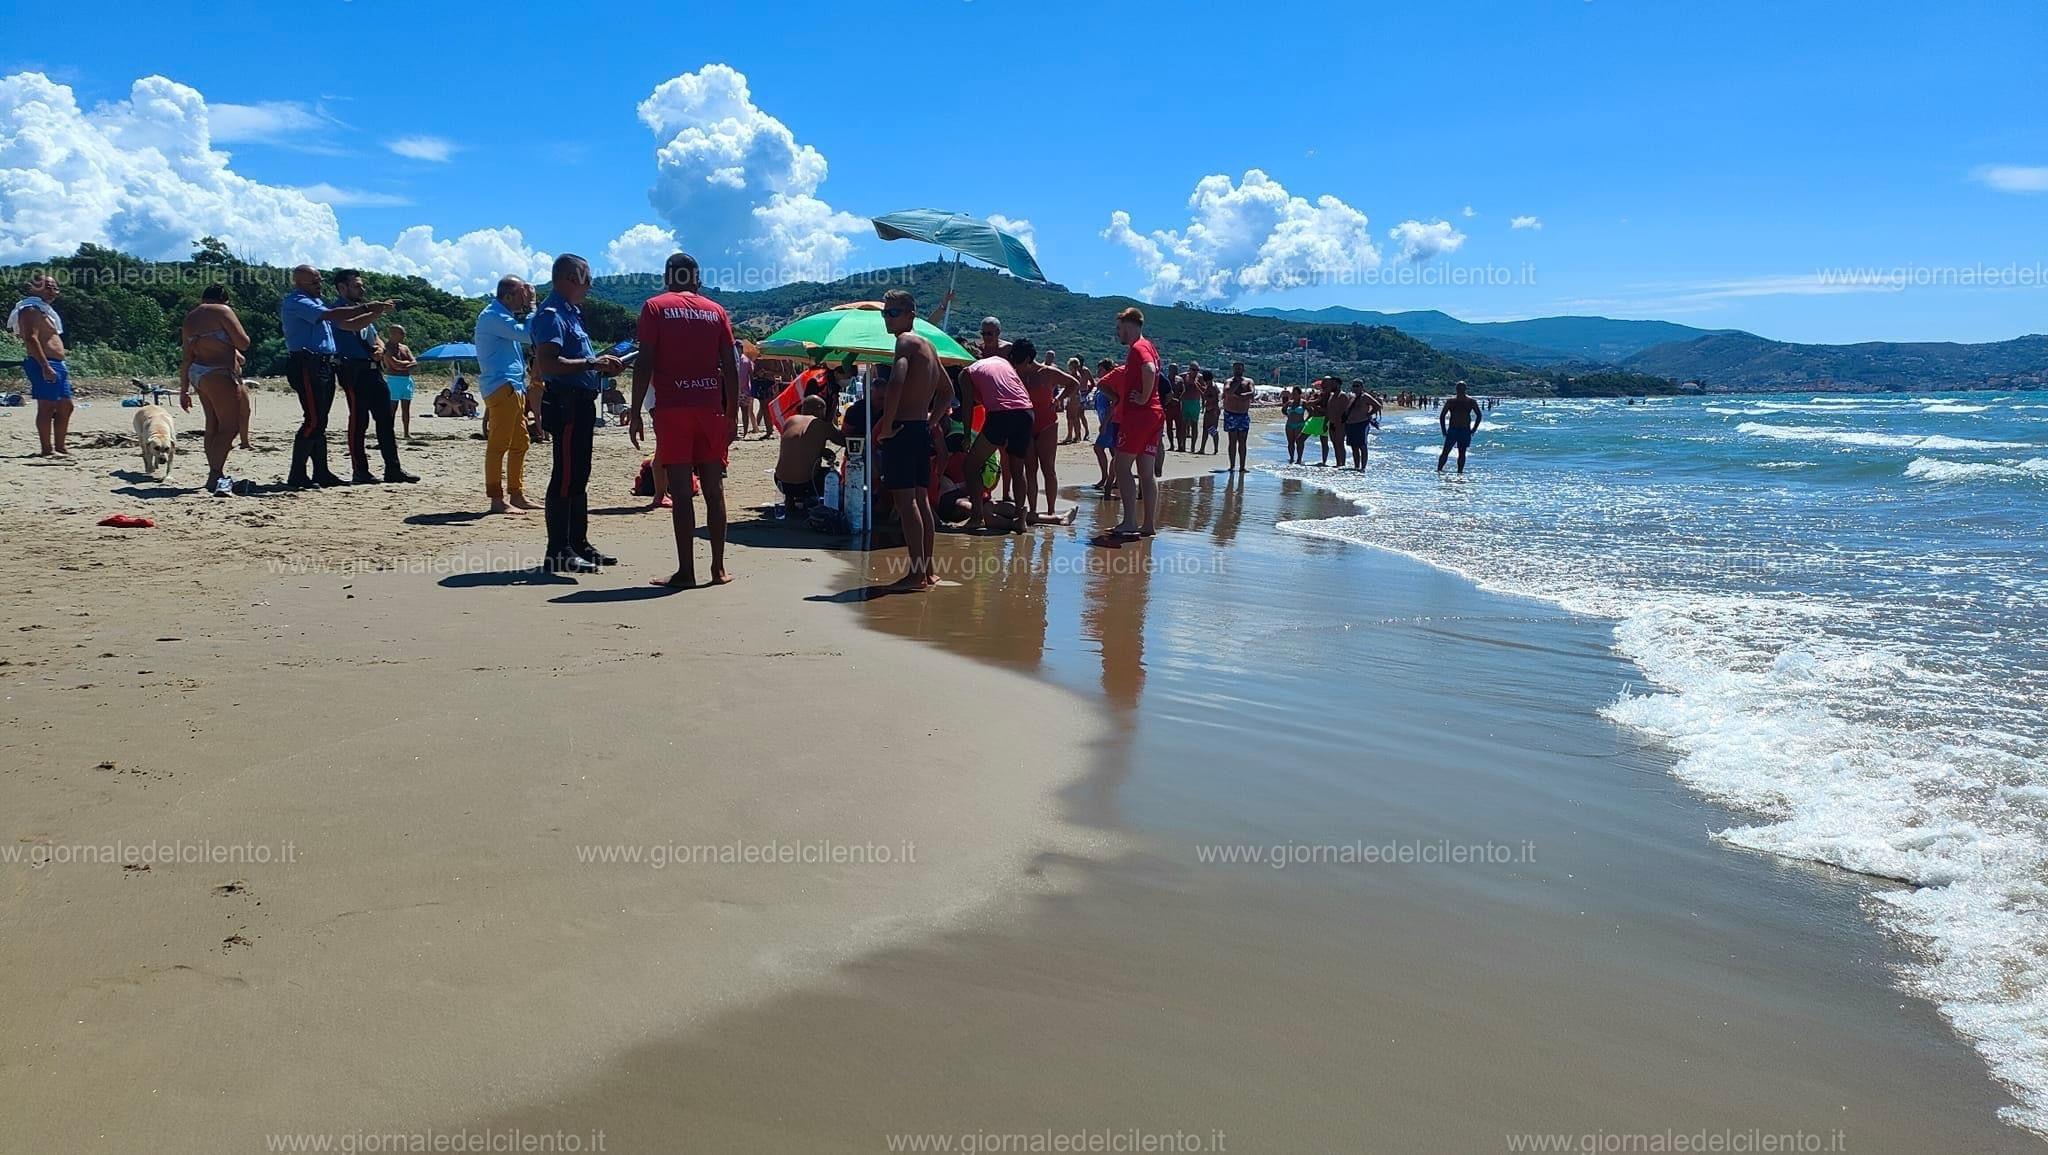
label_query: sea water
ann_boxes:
[1269,391,2048,1133]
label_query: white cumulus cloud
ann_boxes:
[295,183,411,208]
[1387,219,1466,262]
[1972,164,2048,193]
[1461,205,1477,218]
[0,72,548,294]
[387,135,457,163]
[604,222,678,274]
[987,213,1036,256]
[1102,169,1381,304]
[210,100,331,144]
[632,64,864,284]
[1510,214,1543,230]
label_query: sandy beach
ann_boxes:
[1,386,2038,1152]
[0,380,1181,1150]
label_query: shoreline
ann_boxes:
[2,401,2038,1151]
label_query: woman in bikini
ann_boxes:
[1063,357,1091,444]
[178,284,251,494]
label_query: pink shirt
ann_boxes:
[964,355,1032,412]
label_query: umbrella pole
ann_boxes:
[937,252,961,329]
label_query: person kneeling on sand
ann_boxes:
[775,395,845,513]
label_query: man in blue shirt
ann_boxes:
[281,265,392,488]
[475,276,536,514]
[531,254,625,573]
[332,269,417,485]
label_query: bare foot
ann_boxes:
[708,568,735,586]
[490,499,523,515]
[885,573,927,593]
[654,572,695,589]
[507,493,540,511]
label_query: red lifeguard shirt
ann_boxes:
[1120,338,1161,421]
[635,291,732,410]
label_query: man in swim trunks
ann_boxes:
[1104,307,1163,541]
[773,395,845,512]
[1182,361,1206,453]
[381,323,419,440]
[10,273,71,458]
[1344,380,1383,472]
[1198,371,1221,455]
[628,251,741,588]
[1091,358,1119,492]
[1437,379,1485,474]
[878,289,951,588]
[1319,376,1351,467]
[1222,361,1255,473]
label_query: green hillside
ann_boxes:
[1,246,1674,396]
[592,261,1677,395]
[1623,331,2048,391]
[0,240,639,380]
[1247,305,1728,363]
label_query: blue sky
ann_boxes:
[1,0,2042,343]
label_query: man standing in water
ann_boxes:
[1103,307,1163,542]
[1438,380,1484,474]
[878,288,949,590]
[1319,376,1351,467]
[1344,380,1383,472]
[629,252,741,589]
[10,273,70,458]
[1222,361,1255,473]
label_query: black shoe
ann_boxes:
[350,471,382,485]
[544,553,599,575]
[577,546,618,567]
[384,469,420,484]
[313,473,351,487]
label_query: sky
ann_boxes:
[0,0,2042,344]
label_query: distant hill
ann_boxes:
[588,262,1677,396]
[0,246,1673,397]
[1245,306,1728,363]
[1623,331,2048,391]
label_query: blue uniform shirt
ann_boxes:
[329,299,375,359]
[530,292,600,393]
[473,298,530,398]
[280,290,336,354]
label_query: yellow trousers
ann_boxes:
[484,387,529,499]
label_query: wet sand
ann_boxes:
[462,458,2038,1151]
[2,392,2035,1152]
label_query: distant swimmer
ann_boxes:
[1437,380,1484,475]
[1344,381,1382,472]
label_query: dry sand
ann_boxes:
[0,378,1190,1151]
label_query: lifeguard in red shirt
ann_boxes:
[628,252,741,588]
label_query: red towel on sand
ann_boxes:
[97,514,155,529]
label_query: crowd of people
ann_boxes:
[9,255,1496,586]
